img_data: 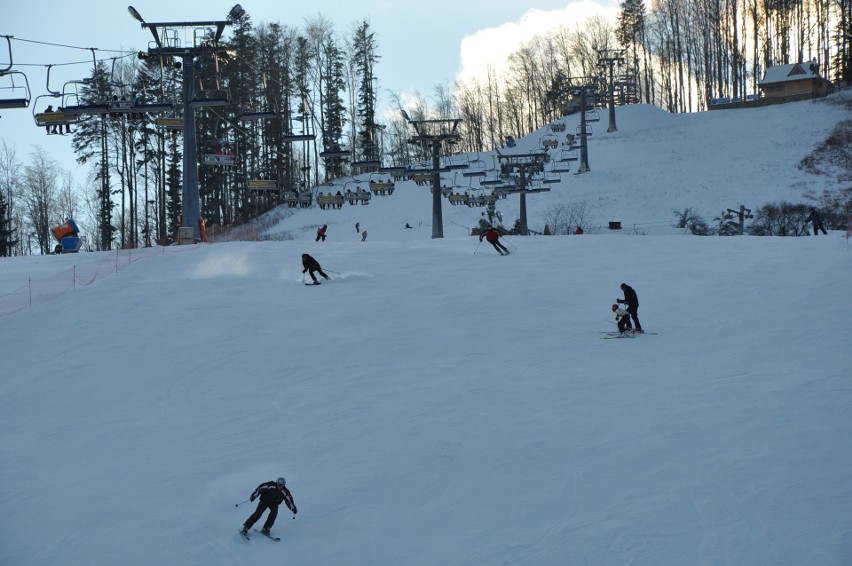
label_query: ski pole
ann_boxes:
[474,240,482,254]
[325,268,340,275]
[235,499,251,507]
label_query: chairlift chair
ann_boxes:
[281,134,315,143]
[541,135,559,150]
[320,149,349,159]
[559,148,579,162]
[202,141,236,167]
[32,91,79,134]
[0,36,31,109]
[155,116,183,131]
[0,71,31,109]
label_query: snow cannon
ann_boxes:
[51,218,82,254]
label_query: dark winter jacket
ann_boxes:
[805,210,823,224]
[618,284,639,309]
[302,254,321,273]
[251,481,297,513]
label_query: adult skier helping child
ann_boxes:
[616,283,642,333]
[240,477,297,538]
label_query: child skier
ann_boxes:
[612,303,633,334]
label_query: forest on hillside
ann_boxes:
[1,0,850,254]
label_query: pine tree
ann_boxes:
[321,38,347,180]
[351,21,380,164]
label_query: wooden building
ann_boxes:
[758,61,833,99]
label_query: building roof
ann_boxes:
[759,62,822,85]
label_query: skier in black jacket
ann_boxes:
[241,477,297,536]
[302,253,330,284]
[616,282,643,333]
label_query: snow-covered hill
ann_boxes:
[1,94,850,566]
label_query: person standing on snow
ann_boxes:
[240,477,297,537]
[302,253,330,284]
[479,227,510,255]
[616,283,642,333]
[316,224,328,242]
[804,208,827,235]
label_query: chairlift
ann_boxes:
[239,110,275,121]
[559,148,579,162]
[585,109,600,122]
[0,36,30,109]
[202,141,236,167]
[247,179,278,190]
[320,149,349,159]
[239,74,277,121]
[281,134,315,143]
[379,165,405,175]
[155,116,183,131]
[540,135,559,150]
[131,101,174,115]
[0,71,31,109]
[550,122,566,133]
[550,159,571,174]
[351,159,380,172]
[189,88,229,108]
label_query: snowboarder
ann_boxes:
[355,222,360,233]
[616,283,642,333]
[361,230,368,242]
[479,227,510,255]
[302,253,330,284]
[316,224,327,242]
[805,208,827,235]
[612,303,633,334]
[240,477,297,537]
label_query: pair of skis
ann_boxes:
[239,528,280,542]
[599,330,657,339]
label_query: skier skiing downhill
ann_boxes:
[479,227,510,255]
[241,477,297,537]
[316,224,327,242]
[302,253,330,284]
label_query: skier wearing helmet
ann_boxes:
[612,303,633,334]
[241,477,297,537]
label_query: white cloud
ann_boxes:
[457,0,619,85]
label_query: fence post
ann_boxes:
[28,276,32,306]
